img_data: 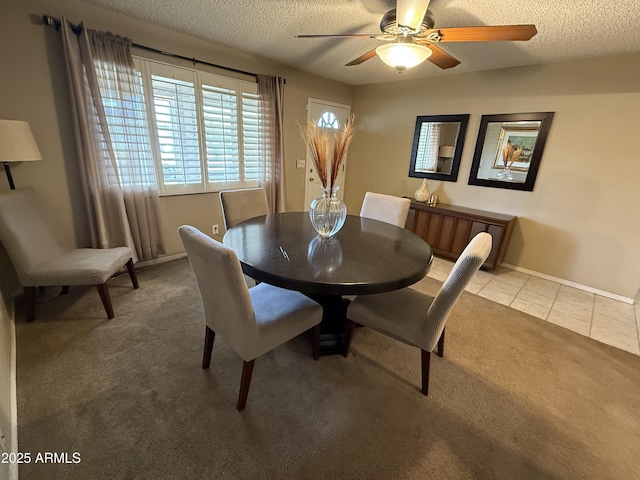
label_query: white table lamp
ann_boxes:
[0,120,42,190]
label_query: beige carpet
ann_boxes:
[15,258,640,479]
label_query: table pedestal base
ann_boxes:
[309,295,350,357]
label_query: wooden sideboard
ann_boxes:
[407,201,516,270]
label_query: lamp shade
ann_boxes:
[376,43,432,71]
[439,145,455,158]
[0,120,42,162]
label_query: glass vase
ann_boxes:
[309,186,347,238]
[497,166,513,180]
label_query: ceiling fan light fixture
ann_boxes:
[375,43,432,71]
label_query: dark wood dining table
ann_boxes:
[223,212,433,355]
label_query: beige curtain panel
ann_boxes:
[257,74,286,213]
[60,17,164,262]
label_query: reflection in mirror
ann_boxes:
[408,114,469,182]
[468,112,554,191]
[476,120,541,183]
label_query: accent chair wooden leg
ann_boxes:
[61,286,70,295]
[96,283,114,319]
[312,324,321,361]
[202,326,215,369]
[437,328,445,358]
[24,287,36,322]
[126,259,139,289]
[237,359,255,411]
[421,349,431,396]
[343,319,357,358]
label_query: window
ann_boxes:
[414,122,440,172]
[119,58,262,194]
[317,111,340,129]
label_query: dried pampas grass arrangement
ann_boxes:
[299,115,356,191]
[502,142,523,168]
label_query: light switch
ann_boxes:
[296,159,306,169]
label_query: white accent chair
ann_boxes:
[344,232,492,396]
[219,187,269,230]
[178,225,323,411]
[0,187,138,322]
[359,191,411,228]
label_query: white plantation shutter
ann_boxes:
[201,81,240,186]
[415,122,441,172]
[131,57,263,194]
[150,74,201,188]
[241,88,261,186]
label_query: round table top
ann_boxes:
[223,212,433,296]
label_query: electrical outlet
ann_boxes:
[212,224,219,235]
[296,159,305,169]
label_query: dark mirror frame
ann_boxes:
[408,114,470,182]
[468,112,554,191]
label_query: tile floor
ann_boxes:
[427,257,640,356]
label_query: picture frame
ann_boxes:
[468,112,554,191]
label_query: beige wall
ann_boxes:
[345,54,640,298]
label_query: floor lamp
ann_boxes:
[0,120,42,190]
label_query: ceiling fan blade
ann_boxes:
[415,42,461,69]
[296,33,381,39]
[435,25,537,42]
[345,48,378,66]
[396,0,431,31]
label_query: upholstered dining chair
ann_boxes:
[219,187,270,231]
[0,187,138,322]
[178,225,323,411]
[344,232,492,396]
[359,191,411,228]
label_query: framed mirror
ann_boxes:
[468,112,554,191]
[408,114,470,182]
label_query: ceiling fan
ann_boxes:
[296,0,537,72]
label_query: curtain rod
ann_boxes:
[42,14,268,82]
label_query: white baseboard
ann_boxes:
[135,252,187,269]
[501,263,635,305]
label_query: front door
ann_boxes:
[303,99,351,210]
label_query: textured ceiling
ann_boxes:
[78,0,640,85]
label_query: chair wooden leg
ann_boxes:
[61,286,69,295]
[312,324,321,361]
[96,283,114,319]
[421,349,431,396]
[202,326,215,369]
[126,259,139,289]
[24,287,36,322]
[437,328,445,358]
[343,319,357,357]
[237,359,255,411]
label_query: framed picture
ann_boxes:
[468,112,554,191]
[491,127,538,171]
